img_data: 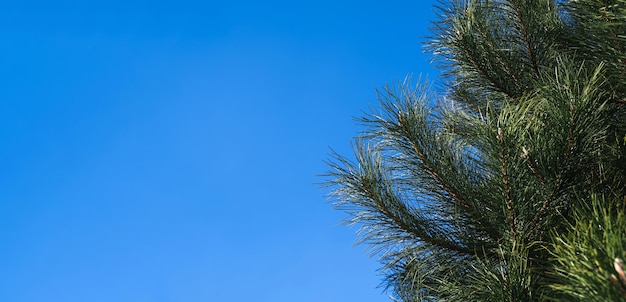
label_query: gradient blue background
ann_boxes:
[0,1,438,301]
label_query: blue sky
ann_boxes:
[0,1,437,301]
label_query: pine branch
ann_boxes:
[473,22,524,94]
[396,113,472,211]
[510,0,540,77]
[522,146,546,186]
[395,110,502,244]
[459,37,518,99]
[528,96,577,238]
[359,174,476,255]
[498,127,517,242]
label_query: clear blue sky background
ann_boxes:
[0,1,438,301]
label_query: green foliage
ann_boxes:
[324,0,626,300]
[547,195,626,301]
[435,242,539,301]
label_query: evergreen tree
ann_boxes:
[325,0,626,300]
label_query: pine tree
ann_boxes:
[325,0,626,300]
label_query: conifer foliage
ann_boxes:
[325,0,626,300]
